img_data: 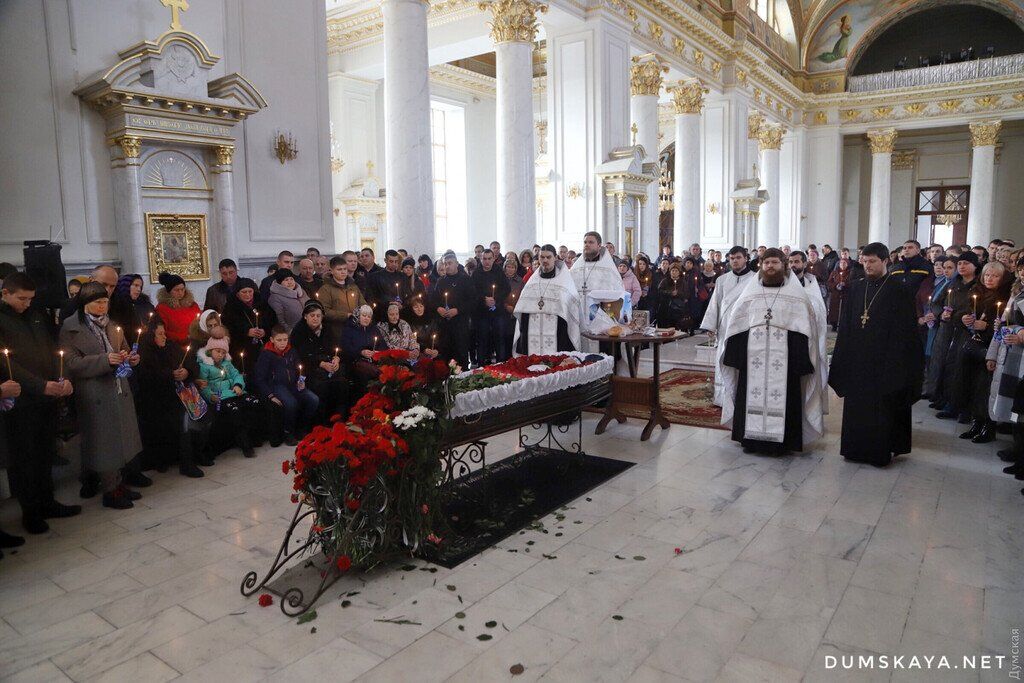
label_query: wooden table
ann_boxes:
[583,330,686,440]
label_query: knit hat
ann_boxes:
[198,309,218,333]
[234,277,258,293]
[204,336,230,353]
[402,257,416,269]
[958,251,980,269]
[274,269,296,284]
[158,272,185,292]
[302,300,324,316]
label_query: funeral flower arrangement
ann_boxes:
[282,349,452,571]
[449,354,590,394]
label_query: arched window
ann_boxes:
[749,0,781,33]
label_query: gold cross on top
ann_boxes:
[161,0,190,31]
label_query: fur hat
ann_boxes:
[157,272,185,292]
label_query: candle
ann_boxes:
[298,363,302,375]
[2,349,11,380]
[135,327,143,345]
[996,301,1004,323]
[491,284,496,296]
[444,291,449,308]
[178,345,190,368]
[334,347,340,358]
[239,350,245,372]
[431,333,437,350]
[58,349,64,379]
[373,336,378,350]
[973,294,978,318]
[115,326,122,350]
[148,311,154,321]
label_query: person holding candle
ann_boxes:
[470,248,511,366]
[196,336,260,458]
[295,257,323,300]
[60,282,143,510]
[378,300,419,361]
[109,273,155,334]
[254,325,319,446]
[500,257,524,360]
[955,260,1011,443]
[920,256,954,366]
[136,321,211,478]
[656,262,694,333]
[155,272,201,347]
[988,257,1024,476]
[267,268,309,333]
[319,255,366,339]
[402,295,439,361]
[399,257,427,302]
[0,272,79,533]
[222,277,276,371]
[366,250,405,324]
[933,253,980,419]
[825,257,852,332]
[432,253,475,368]
[342,304,383,393]
[416,254,436,290]
[290,301,349,422]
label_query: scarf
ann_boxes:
[85,313,115,353]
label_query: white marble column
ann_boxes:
[210,145,237,262]
[757,124,784,247]
[381,0,434,258]
[967,120,1001,246]
[866,128,897,245]
[630,54,667,256]
[485,0,545,252]
[668,79,706,253]
[110,136,148,278]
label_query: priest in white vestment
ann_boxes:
[570,231,625,353]
[698,246,755,406]
[789,250,830,415]
[719,249,825,454]
[513,245,581,355]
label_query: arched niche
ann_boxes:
[141,149,210,191]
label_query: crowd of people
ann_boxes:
[0,234,1021,558]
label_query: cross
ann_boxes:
[161,0,189,30]
[764,308,773,323]
[860,310,870,328]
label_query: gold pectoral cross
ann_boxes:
[161,0,190,30]
[860,310,869,327]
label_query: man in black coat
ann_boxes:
[203,258,239,313]
[366,250,405,323]
[829,242,924,467]
[260,251,295,302]
[0,272,79,534]
[354,248,382,296]
[432,254,476,369]
[888,239,933,292]
[471,249,512,365]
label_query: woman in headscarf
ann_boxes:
[416,254,435,290]
[290,300,348,423]
[697,259,718,321]
[341,304,385,393]
[634,255,655,314]
[519,249,535,281]
[155,272,200,347]
[656,261,693,333]
[221,277,277,372]
[617,258,643,310]
[501,256,524,360]
[378,300,419,359]
[59,282,143,509]
[109,273,155,333]
[402,295,440,361]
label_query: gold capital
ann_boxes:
[480,0,547,44]
[866,128,898,154]
[214,145,234,166]
[160,0,190,31]
[757,124,785,151]
[668,78,708,115]
[116,135,142,160]
[891,149,916,171]
[970,120,1001,147]
[747,111,765,140]
[630,54,668,97]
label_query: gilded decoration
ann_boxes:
[736,69,748,85]
[117,135,142,160]
[974,96,999,110]
[480,0,547,44]
[814,111,828,125]
[866,129,898,154]
[630,54,668,96]
[648,21,663,43]
[692,49,705,67]
[747,111,765,140]
[214,144,234,165]
[668,79,708,114]
[144,213,210,283]
[938,99,962,113]
[871,106,892,120]
[904,103,926,116]
[1015,93,1024,103]
[969,120,1001,147]
[710,61,722,77]
[672,37,685,56]
[840,109,860,122]
[757,124,785,151]
[891,149,916,171]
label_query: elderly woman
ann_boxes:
[378,300,419,359]
[290,300,348,423]
[656,262,693,332]
[956,260,1011,443]
[60,282,143,509]
[155,272,201,347]
[341,304,384,393]
[267,269,309,333]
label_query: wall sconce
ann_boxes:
[707,202,720,215]
[566,182,586,200]
[273,130,298,164]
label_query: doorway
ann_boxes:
[914,185,969,247]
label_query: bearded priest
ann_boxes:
[828,242,923,467]
[699,246,755,406]
[571,231,625,352]
[789,249,831,415]
[513,244,581,355]
[719,248,825,455]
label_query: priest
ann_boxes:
[789,250,831,415]
[720,249,825,454]
[570,231,625,352]
[828,242,923,467]
[699,246,754,406]
[512,244,580,355]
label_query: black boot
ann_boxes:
[79,470,101,499]
[1003,462,1023,474]
[122,466,152,488]
[971,420,996,444]
[102,487,134,510]
[998,448,1019,462]
[960,420,984,439]
[239,430,255,458]
[178,432,204,478]
[0,528,25,549]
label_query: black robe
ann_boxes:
[828,276,924,465]
[724,328,814,454]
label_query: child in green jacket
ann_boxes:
[197,337,260,457]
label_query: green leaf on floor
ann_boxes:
[485,620,497,628]
[477,634,493,641]
[296,610,318,625]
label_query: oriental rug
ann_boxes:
[587,368,727,431]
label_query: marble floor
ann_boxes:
[1,340,1022,682]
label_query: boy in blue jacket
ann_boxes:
[253,325,319,446]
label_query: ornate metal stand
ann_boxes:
[239,502,341,616]
[517,410,584,455]
[440,440,488,483]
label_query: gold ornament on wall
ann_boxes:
[629,54,668,96]
[736,69,748,85]
[866,128,898,154]
[973,96,999,110]
[648,21,663,43]
[117,135,142,160]
[144,213,210,283]
[273,130,298,164]
[814,111,828,125]
[692,49,705,68]
[871,106,893,120]
[903,103,926,117]
[840,109,860,122]
[710,61,722,78]
[969,120,1001,147]
[937,99,962,113]
[747,111,765,140]
[566,182,586,199]
[757,124,785,151]
[891,149,916,171]
[213,145,234,166]
[707,202,720,215]
[668,78,708,114]
[479,0,547,44]
[672,37,685,56]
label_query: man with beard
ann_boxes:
[829,242,923,467]
[513,245,580,355]
[354,247,381,295]
[719,249,825,454]
[472,249,512,364]
[432,253,476,368]
[699,246,754,406]
[366,250,404,322]
[571,231,625,352]
[789,250,830,415]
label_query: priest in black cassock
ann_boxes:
[828,242,924,467]
[720,249,825,455]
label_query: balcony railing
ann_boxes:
[847,53,1024,92]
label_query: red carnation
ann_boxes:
[258,593,273,607]
[290,494,299,504]
[336,555,352,571]
[281,460,290,474]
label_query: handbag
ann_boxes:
[960,335,989,364]
[175,381,209,421]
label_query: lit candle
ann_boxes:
[996,301,1004,323]
[58,349,64,379]
[178,345,191,368]
[135,327,143,345]
[148,311,154,321]
[444,291,449,309]
[334,347,340,358]
[3,349,11,380]
[239,350,245,373]
[298,363,302,375]
[431,333,437,350]
[973,294,978,318]
[491,283,496,297]
[373,336,378,350]
[115,326,122,350]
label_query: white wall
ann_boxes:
[804,128,843,249]
[0,0,333,281]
